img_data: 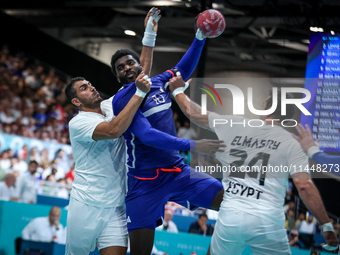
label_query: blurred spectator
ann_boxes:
[49,159,65,179]
[285,209,296,230]
[56,178,69,199]
[55,149,69,176]
[40,148,50,165]
[157,210,178,233]
[177,121,197,139]
[22,206,65,244]
[34,103,48,128]
[288,229,301,248]
[283,200,295,214]
[16,160,39,203]
[0,149,11,172]
[295,212,306,228]
[298,214,316,234]
[26,147,41,164]
[0,173,18,201]
[0,105,16,124]
[188,213,214,236]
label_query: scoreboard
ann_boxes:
[301,33,340,153]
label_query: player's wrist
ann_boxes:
[135,87,147,98]
[307,146,321,158]
[322,222,335,232]
[142,32,157,47]
[172,87,185,97]
[190,140,196,151]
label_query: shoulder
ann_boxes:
[69,112,103,129]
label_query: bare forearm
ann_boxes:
[140,46,154,76]
[175,93,210,129]
[298,180,330,224]
[93,95,143,140]
[108,95,143,137]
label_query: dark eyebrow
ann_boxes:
[79,83,87,90]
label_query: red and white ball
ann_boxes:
[196,9,226,38]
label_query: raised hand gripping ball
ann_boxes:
[196,9,226,38]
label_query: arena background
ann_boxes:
[0,0,339,254]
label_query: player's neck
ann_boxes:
[80,106,102,115]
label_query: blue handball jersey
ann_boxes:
[113,70,188,170]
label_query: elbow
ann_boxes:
[108,127,123,139]
[295,178,314,196]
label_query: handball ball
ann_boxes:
[196,9,226,38]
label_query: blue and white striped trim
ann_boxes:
[130,133,136,168]
[143,103,172,117]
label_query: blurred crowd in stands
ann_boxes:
[283,184,340,250]
[0,45,76,143]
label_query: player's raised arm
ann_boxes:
[292,172,339,251]
[140,7,161,76]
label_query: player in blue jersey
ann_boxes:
[293,124,340,173]
[110,30,225,255]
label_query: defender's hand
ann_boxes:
[142,7,161,47]
[292,124,318,154]
[322,231,340,251]
[195,139,226,157]
[135,71,151,94]
[144,7,161,33]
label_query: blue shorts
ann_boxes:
[125,161,223,232]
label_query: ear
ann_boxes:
[71,98,81,107]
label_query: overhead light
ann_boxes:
[212,3,224,9]
[310,27,324,32]
[124,30,136,36]
[185,3,191,7]
[172,0,181,2]
[331,30,335,35]
[301,39,310,44]
[268,39,308,52]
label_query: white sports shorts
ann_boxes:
[66,197,128,255]
[210,207,291,255]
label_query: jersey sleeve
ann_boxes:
[173,38,206,81]
[128,109,191,151]
[288,140,310,176]
[69,115,103,142]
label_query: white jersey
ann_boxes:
[208,113,309,219]
[69,96,127,208]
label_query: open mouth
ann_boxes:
[126,71,135,79]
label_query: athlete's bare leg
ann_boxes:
[210,188,224,211]
[129,228,155,255]
[100,246,127,255]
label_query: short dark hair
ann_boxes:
[266,88,296,122]
[110,49,140,76]
[65,77,85,105]
[29,160,38,166]
[198,213,208,219]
